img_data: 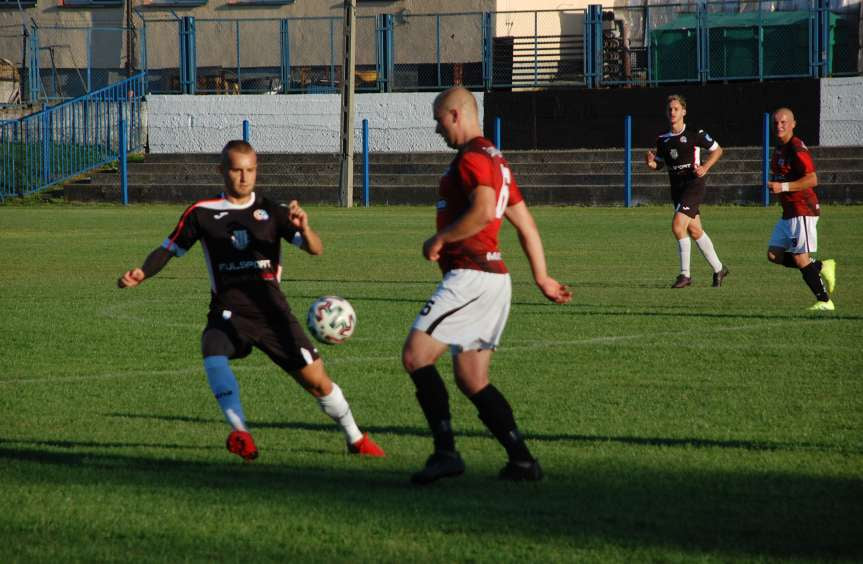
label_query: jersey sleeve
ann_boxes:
[654,137,666,163]
[792,143,817,175]
[275,202,304,248]
[458,151,496,194]
[162,205,201,257]
[697,129,720,151]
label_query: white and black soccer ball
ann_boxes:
[306,296,357,345]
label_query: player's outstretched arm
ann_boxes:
[117,247,173,288]
[504,201,572,305]
[287,200,323,255]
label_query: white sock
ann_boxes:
[677,237,691,277]
[317,383,362,444]
[204,355,247,431]
[695,232,723,273]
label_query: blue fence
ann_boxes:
[0,72,146,201]
[133,0,859,96]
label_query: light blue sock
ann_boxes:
[204,356,247,431]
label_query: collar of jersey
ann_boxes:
[198,192,257,211]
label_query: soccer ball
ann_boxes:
[306,296,357,345]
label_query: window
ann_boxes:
[140,0,207,6]
[226,0,293,5]
[59,0,122,6]
[0,0,37,7]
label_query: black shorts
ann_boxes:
[670,176,706,218]
[201,308,320,372]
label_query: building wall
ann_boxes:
[146,91,483,153]
[0,0,496,71]
[819,76,863,146]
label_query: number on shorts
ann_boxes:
[420,300,435,316]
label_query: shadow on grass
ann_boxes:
[100,414,859,454]
[1,437,860,561]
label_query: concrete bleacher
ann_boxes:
[64,145,863,206]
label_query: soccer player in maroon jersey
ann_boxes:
[766,107,837,310]
[402,87,572,484]
[117,141,384,461]
[646,94,729,289]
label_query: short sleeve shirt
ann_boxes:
[436,137,524,274]
[655,125,719,188]
[162,193,303,315]
[771,136,819,219]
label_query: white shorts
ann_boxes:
[769,216,819,254]
[412,269,512,353]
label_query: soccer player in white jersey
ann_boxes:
[402,87,571,485]
[117,140,384,461]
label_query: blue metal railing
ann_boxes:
[1,72,146,201]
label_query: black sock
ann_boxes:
[410,365,454,452]
[812,259,822,274]
[469,384,533,463]
[801,263,829,301]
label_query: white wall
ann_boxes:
[146,92,484,153]
[820,77,863,147]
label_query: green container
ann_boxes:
[650,10,839,81]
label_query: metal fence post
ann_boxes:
[624,115,632,208]
[280,19,290,93]
[28,26,40,102]
[120,117,128,205]
[762,112,770,207]
[236,21,242,94]
[243,119,250,143]
[493,116,501,150]
[362,118,370,207]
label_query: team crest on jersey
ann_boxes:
[231,229,250,250]
[436,199,447,210]
[669,149,679,159]
[253,209,269,221]
[680,136,687,144]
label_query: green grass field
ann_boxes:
[1,203,861,563]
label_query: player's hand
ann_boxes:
[288,200,309,231]
[694,164,709,177]
[422,235,444,262]
[645,150,657,169]
[537,276,572,304]
[118,268,145,289]
[768,181,783,194]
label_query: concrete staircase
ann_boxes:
[63,146,863,205]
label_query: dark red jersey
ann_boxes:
[162,193,303,315]
[436,137,524,274]
[771,136,819,219]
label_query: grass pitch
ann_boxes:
[1,203,861,563]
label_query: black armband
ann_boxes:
[141,247,173,278]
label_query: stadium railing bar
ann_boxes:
[0,72,146,201]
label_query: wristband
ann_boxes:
[780,182,790,192]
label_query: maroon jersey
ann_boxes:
[162,193,303,315]
[436,137,524,274]
[771,136,819,219]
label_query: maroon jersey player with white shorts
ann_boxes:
[402,87,572,485]
[766,107,837,310]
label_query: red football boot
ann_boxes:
[348,433,385,457]
[226,430,259,461]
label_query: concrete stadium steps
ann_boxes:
[64,146,863,205]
